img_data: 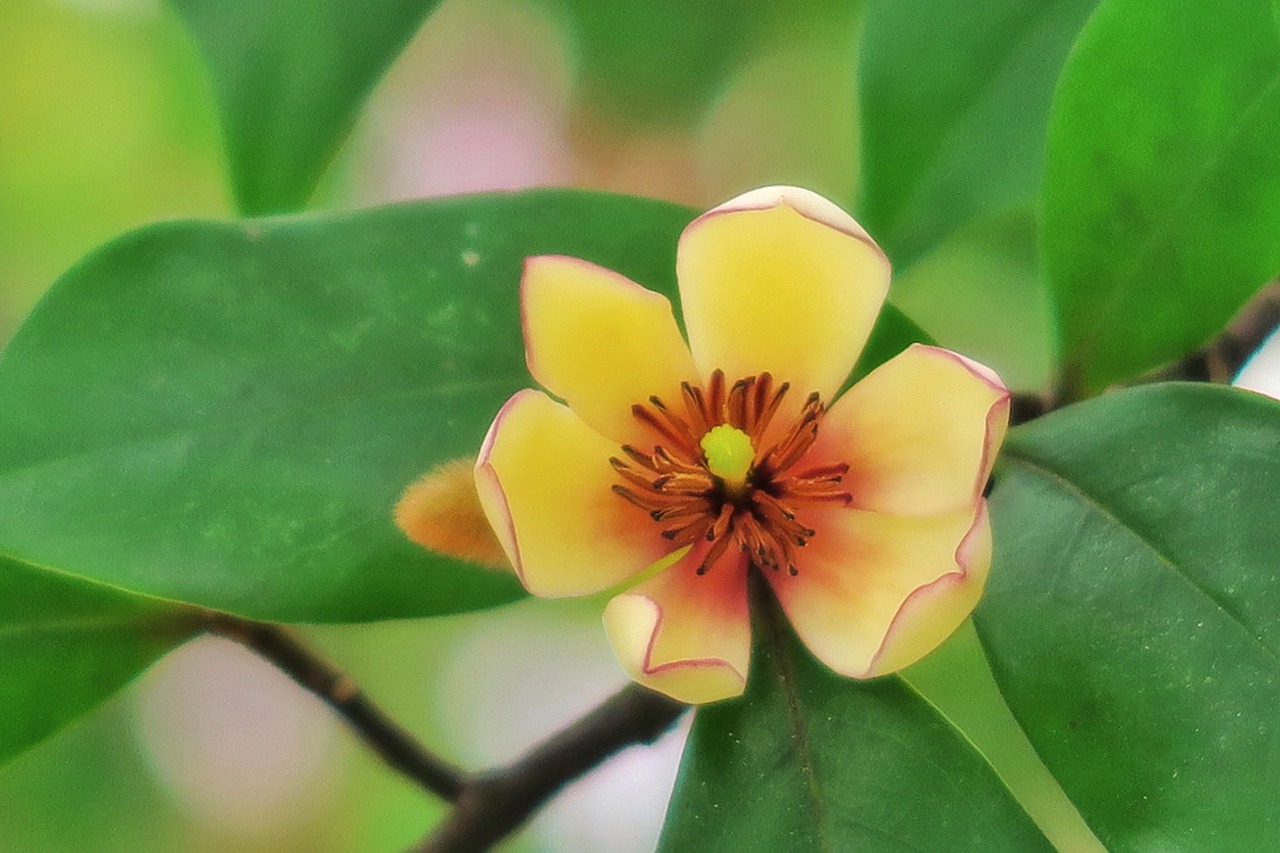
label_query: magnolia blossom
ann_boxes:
[472,186,1009,705]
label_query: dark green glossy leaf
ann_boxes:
[975,383,1280,850]
[1043,0,1280,392]
[0,555,195,767]
[169,0,441,215]
[660,594,1053,852]
[0,190,702,622]
[859,0,1097,264]
[903,622,1104,851]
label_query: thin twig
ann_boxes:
[203,611,466,801]
[206,609,686,851]
[412,683,687,853]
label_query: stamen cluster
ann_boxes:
[611,370,852,576]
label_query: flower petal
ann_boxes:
[522,255,697,445]
[475,389,669,597]
[677,186,890,401]
[603,544,750,704]
[814,343,1009,516]
[766,501,991,679]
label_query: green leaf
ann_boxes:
[1043,0,1280,393]
[891,209,1055,391]
[0,556,195,767]
[661,592,1053,851]
[0,190,699,622]
[550,0,762,128]
[547,0,857,129]
[846,302,932,388]
[858,0,1098,264]
[975,383,1280,850]
[169,0,442,215]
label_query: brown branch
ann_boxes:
[412,683,687,853]
[1145,280,1280,385]
[204,610,686,852]
[203,611,466,801]
[1011,281,1280,426]
[1009,389,1055,426]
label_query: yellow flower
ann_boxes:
[471,186,1008,705]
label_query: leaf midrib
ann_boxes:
[765,608,832,853]
[0,613,183,643]
[1067,61,1280,375]
[0,374,524,480]
[764,605,933,852]
[1003,447,1280,668]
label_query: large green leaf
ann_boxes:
[660,593,1053,851]
[0,190,703,622]
[0,555,195,767]
[975,383,1280,850]
[169,0,441,215]
[1043,0,1280,393]
[858,0,1097,264]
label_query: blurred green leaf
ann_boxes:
[0,190,701,622]
[976,383,1280,850]
[660,598,1053,851]
[552,0,759,127]
[1043,0,1280,393]
[846,300,932,388]
[858,0,1097,264]
[550,0,757,128]
[0,555,194,768]
[169,0,442,215]
[549,0,857,128]
[891,209,1055,391]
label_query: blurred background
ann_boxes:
[0,0,1060,850]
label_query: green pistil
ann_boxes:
[701,424,755,493]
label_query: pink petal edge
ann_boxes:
[907,343,1011,506]
[520,254,681,383]
[618,591,750,686]
[473,389,530,583]
[863,500,991,677]
[682,185,891,275]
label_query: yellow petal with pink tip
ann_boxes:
[522,255,697,446]
[766,501,991,679]
[475,389,668,597]
[812,344,1009,516]
[603,544,750,704]
[677,186,890,403]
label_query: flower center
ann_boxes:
[610,369,852,577]
[700,424,754,497]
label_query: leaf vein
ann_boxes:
[1074,64,1280,368]
[1005,449,1280,668]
